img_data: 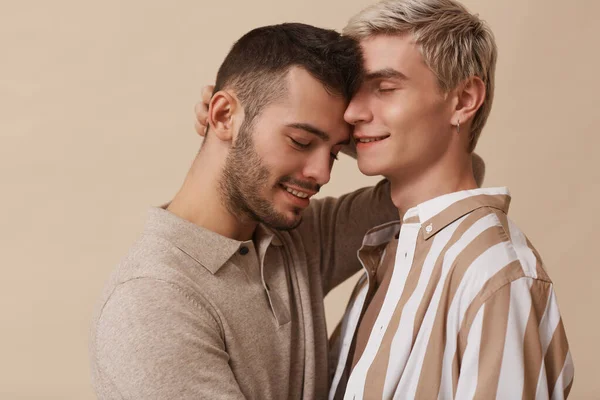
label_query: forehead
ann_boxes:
[359,34,426,76]
[257,67,350,140]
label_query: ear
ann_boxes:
[207,90,239,142]
[452,76,486,128]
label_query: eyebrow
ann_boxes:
[364,68,408,81]
[286,123,351,146]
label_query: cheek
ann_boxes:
[377,95,422,133]
[382,92,448,133]
[380,103,408,129]
[260,147,304,178]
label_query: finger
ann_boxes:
[195,121,207,137]
[195,101,205,117]
[201,85,214,104]
[195,101,209,122]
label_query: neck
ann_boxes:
[167,149,257,241]
[388,149,477,220]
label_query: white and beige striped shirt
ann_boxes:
[329,187,573,399]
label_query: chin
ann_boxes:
[271,215,302,231]
[263,206,303,231]
[357,158,385,176]
[282,209,303,228]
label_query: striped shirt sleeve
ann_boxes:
[456,277,574,399]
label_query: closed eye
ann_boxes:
[290,137,310,149]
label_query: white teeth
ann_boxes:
[285,186,309,199]
[358,137,387,143]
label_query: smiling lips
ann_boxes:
[284,186,310,199]
[355,135,390,144]
[280,183,316,200]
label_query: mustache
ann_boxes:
[279,177,320,193]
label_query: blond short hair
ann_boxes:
[344,0,497,151]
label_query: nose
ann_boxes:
[344,88,372,126]
[302,149,332,187]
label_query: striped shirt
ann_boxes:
[329,187,574,400]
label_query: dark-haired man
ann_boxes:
[90,23,398,399]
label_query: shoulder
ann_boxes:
[92,234,221,337]
[446,211,552,303]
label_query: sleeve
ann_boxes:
[455,278,574,400]
[298,179,398,295]
[91,278,247,400]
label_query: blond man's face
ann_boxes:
[344,34,456,179]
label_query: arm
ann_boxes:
[455,278,573,399]
[299,179,398,295]
[91,278,246,400]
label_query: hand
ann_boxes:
[194,85,214,137]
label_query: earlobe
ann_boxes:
[452,76,486,127]
[207,90,238,142]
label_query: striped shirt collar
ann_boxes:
[363,187,511,246]
[415,187,511,240]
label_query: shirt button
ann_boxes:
[239,246,249,255]
[425,223,433,233]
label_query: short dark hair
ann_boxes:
[213,23,363,124]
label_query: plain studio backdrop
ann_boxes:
[1,0,598,398]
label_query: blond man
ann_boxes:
[328,1,573,399]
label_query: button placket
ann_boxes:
[234,242,262,285]
[259,246,291,325]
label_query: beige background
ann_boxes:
[1,0,598,398]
